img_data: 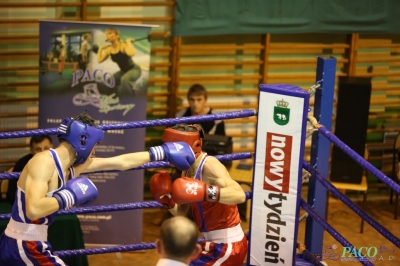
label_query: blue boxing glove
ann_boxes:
[53,177,98,210]
[149,142,195,171]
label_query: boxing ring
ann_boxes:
[0,56,399,266]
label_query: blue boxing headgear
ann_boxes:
[58,117,104,165]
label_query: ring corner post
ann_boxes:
[249,84,309,266]
[305,56,337,254]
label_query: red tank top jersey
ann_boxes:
[188,154,241,232]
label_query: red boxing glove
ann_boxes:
[172,177,220,204]
[150,172,176,209]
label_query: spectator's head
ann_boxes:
[156,216,201,264]
[30,136,53,155]
[187,84,208,116]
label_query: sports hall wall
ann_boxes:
[0,1,399,185]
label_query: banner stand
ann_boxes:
[39,20,157,245]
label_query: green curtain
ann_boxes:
[173,0,400,36]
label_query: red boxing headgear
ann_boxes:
[162,124,204,158]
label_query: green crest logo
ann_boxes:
[274,99,290,126]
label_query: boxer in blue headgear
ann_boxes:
[0,111,196,265]
[58,116,104,165]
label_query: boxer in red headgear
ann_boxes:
[150,124,248,266]
[162,124,204,159]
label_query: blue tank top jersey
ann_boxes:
[10,149,75,225]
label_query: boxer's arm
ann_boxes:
[203,157,246,204]
[24,155,60,221]
[77,142,194,175]
[168,202,190,217]
[218,177,246,204]
[75,151,151,174]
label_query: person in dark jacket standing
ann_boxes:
[175,84,226,136]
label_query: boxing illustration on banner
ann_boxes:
[39,21,153,117]
[37,21,157,247]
